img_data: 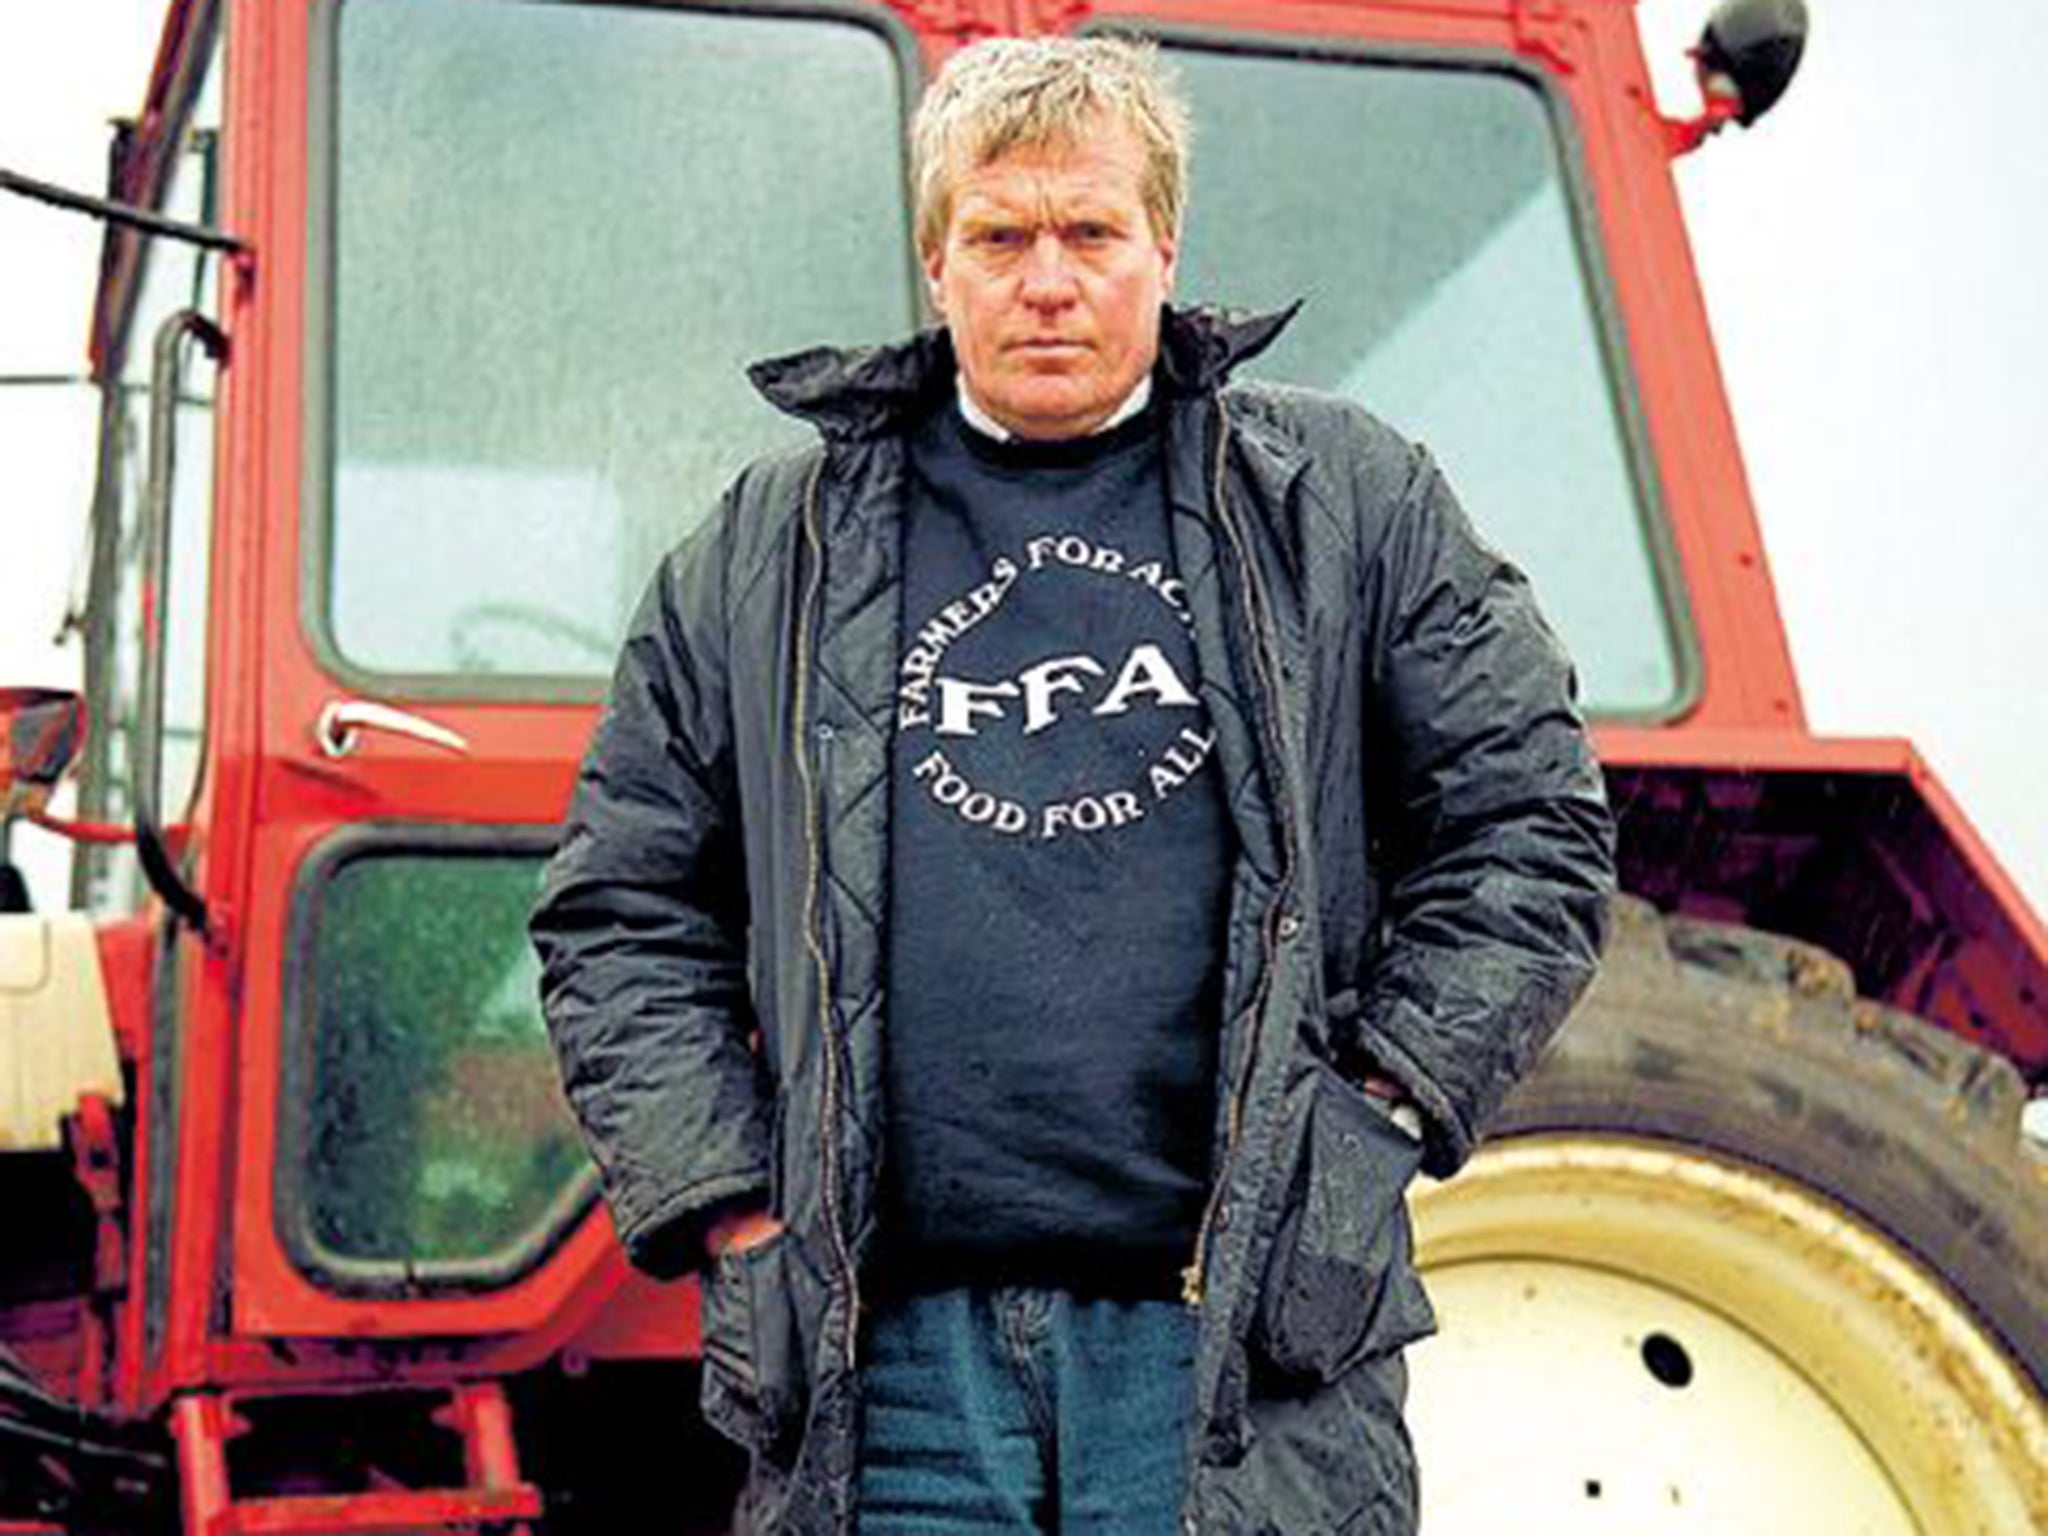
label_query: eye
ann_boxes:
[1066,221,1116,246]
[972,226,1030,250]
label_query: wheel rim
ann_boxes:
[1404,1135,2048,1533]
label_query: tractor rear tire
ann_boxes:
[1405,894,2048,1533]
[1500,893,2047,1379]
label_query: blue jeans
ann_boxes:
[855,1287,1199,1536]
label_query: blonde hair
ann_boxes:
[910,36,1191,257]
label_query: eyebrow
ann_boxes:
[953,197,1134,232]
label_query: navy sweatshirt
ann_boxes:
[879,397,1235,1297]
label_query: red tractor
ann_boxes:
[2,0,2042,1531]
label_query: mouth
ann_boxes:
[1007,338,1092,369]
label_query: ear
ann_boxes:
[1157,227,1179,296]
[922,242,948,317]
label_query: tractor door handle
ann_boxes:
[316,700,470,760]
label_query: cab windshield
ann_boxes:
[317,11,1686,717]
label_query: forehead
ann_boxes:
[946,119,1151,220]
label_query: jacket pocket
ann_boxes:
[1253,1057,1437,1383]
[699,1231,808,1460]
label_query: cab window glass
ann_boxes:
[284,848,589,1282]
[1165,45,1683,716]
[322,0,916,687]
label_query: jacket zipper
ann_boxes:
[1184,395,1300,1308]
[792,458,861,1370]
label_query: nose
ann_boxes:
[1018,231,1078,310]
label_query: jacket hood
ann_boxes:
[747,302,1302,440]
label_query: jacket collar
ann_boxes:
[747,302,1301,441]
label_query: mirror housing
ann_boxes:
[1698,0,1810,127]
[0,687,85,818]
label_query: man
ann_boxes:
[531,35,1614,1536]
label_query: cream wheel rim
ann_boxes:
[1402,1135,2048,1534]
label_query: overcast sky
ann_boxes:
[2,0,2043,925]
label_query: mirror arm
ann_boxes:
[26,809,140,847]
[0,164,249,259]
[133,309,225,938]
[1660,72,1746,157]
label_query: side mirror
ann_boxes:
[1697,0,1810,127]
[1663,0,1811,156]
[0,687,85,818]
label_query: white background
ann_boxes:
[1,0,2043,921]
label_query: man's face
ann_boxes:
[925,119,1177,441]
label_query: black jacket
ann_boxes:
[531,305,1616,1535]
